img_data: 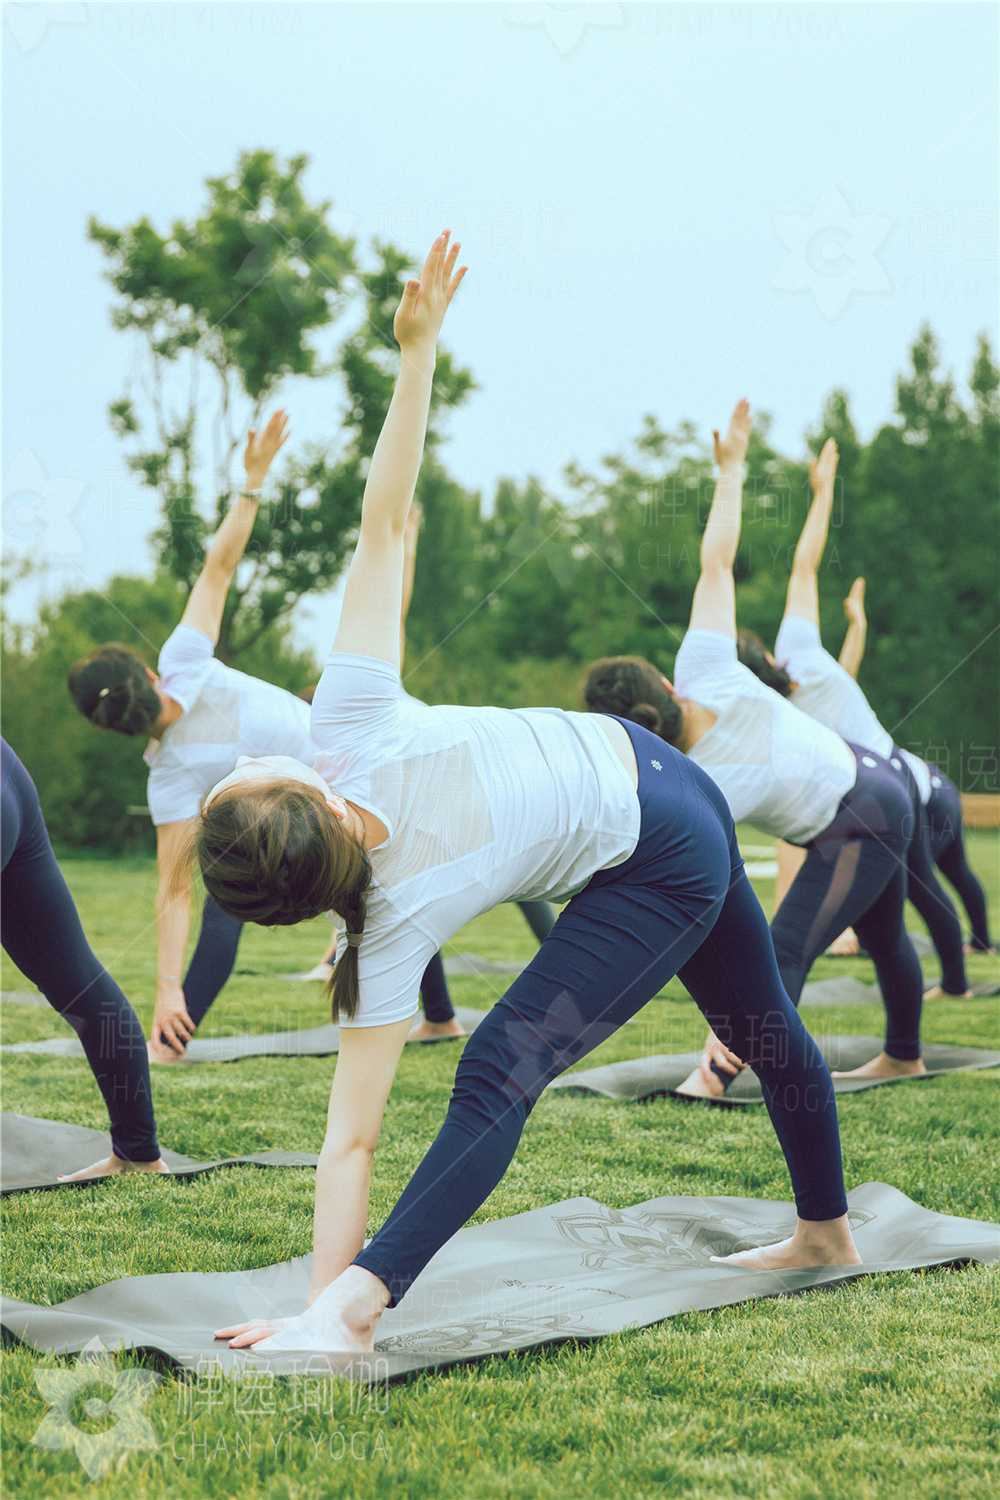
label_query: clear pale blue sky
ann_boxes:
[3,2,997,655]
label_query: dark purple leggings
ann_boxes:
[896,753,968,993]
[1,739,159,1162]
[355,722,847,1306]
[923,766,993,954]
[771,744,924,1060]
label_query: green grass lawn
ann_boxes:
[2,832,999,1498]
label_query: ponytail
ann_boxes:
[68,645,161,736]
[736,629,794,698]
[582,655,683,745]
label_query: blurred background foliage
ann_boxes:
[3,153,998,848]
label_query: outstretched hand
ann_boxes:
[843,576,866,626]
[394,230,467,355]
[809,436,839,494]
[712,398,752,471]
[244,409,290,489]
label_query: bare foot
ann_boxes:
[291,961,335,983]
[147,1041,190,1065]
[964,942,996,957]
[673,1064,728,1099]
[827,928,860,957]
[712,1219,862,1272]
[408,1017,466,1044]
[832,1051,927,1081]
[924,984,972,1000]
[58,1154,172,1182]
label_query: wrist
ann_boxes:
[399,343,437,377]
[240,480,265,497]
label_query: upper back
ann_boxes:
[145,625,313,824]
[673,626,855,841]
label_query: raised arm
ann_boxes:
[688,399,752,636]
[332,232,467,667]
[783,438,838,626]
[180,411,289,643]
[838,576,867,678]
[399,502,423,666]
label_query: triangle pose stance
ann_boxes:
[764,574,994,967]
[735,439,976,1000]
[192,232,860,1356]
[583,408,927,1097]
[1,738,170,1180]
[68,425,531,1058]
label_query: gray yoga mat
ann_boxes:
[2,1182,997,1382]
[548,1035,1000,1106]
[800,975,999,1006]
[0,1007,486,1066]
[0,1113,317,1195]
[1,990,47,1007]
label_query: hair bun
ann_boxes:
[631,701,662,734]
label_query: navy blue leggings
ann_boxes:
[354,721,847,1306]
[771,745,924,1060]
[897,754,968,993]
[924,766,992,954]
[419,902,556,1022]
[0,740,159,1162]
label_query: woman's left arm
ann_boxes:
[332,232,466,669]
[180,411,289,643]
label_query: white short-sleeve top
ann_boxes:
[310,653,641,1028]
[774,615,931,803]
[673,628,856,844]
[144,625,315,824]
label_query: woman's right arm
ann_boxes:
[152,820,197,1056]
[783,438,839,626]
[838,577,868,678]
[307,1019,413,1301]
[688,400,752,636]
[180,411,289,644]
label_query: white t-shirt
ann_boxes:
[775,615,931,804]
[310,653,641,1028]
[144,626,315,825]
[673,628,856,844]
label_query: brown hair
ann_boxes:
[736,629,794,698]
[582,655,683,744]
[67,644,162,736]
[195,781,371,1021]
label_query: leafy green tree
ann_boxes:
[89,152,474,659]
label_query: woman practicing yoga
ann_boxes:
[583,406,926,1097]
[734,439,973,1000]
[68,420,465,1055]
[204,233,859,1355]
[769,573,994,965]
[1,738,168,1179]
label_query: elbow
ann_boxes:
[319,1136,377,1167]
